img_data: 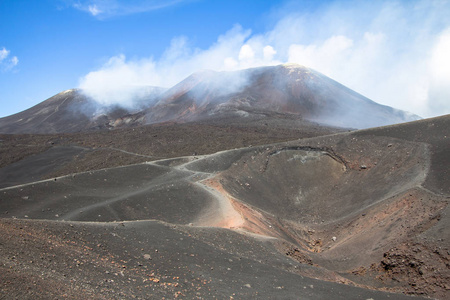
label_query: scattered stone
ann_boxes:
[409,261,418,268]
[243,283,251,288]
[332,236,337,242]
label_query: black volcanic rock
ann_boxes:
[0,115,448,299]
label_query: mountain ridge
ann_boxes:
[142,64,420,128]
[0,64,420,134]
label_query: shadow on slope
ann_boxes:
[0,115,448,298]
[0,113,342,188]
[0,218,423,300]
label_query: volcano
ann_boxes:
[0,64,419,134]
[144,64,419,128]
[0,64,447,299]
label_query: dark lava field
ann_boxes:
[0,114,449,299]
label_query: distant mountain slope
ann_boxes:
[0,89,92,134]
[0,88,163,134]
[0,89,139,134]
[144,64,420,128]
[0,64,420,134]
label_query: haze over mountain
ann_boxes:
[144,64,419,128]
[0,64,419,134]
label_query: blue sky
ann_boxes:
[1,0,450,118]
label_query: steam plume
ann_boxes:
[78,0,450,118]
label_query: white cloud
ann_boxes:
[10,56,18,66]
[78,0,450,117]
[263,46,276,62]
[427,28,450,114]
[238,45,255,62]
[272,0,450,117]
[0,47,10,61]
[288,35,354,76]
[223,57,238,70]
[69,0,187,18]
[79,54,159,107]
[0,47,19,71]
[88,5,102,16]
[430,29,450,81]
[79,25,253,106]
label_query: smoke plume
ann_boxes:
[78,0,450,118]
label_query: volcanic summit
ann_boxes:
[144,64,419,128]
